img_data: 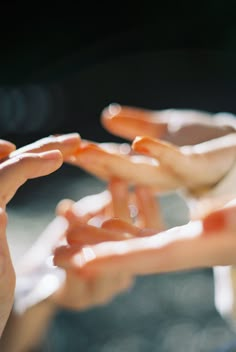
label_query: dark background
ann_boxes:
[3,4,236,351]
[1,4,236,143]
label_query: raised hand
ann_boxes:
[101,104,236,145]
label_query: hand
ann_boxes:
[65,133,236,218]
[66,140,165,229]
[0,133,80,208]
[0,133,80,336]
[14,189,132,312]
[54,198,236,280]
[51,182,158,311]
[15,178,158,313]
[101,104,236,145]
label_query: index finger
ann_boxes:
[9,133,81,159]
[66,143,179,192]
[0,140,16,160]
[101,104,168,140]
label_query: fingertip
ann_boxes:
[132,136,150,153]
[39,150,63,161]
[56,133,81,145]
[56,198,75,216]
[101,103,122,122]
[132,136,159,154]
[0,140,16,159]
[0,140,16,151]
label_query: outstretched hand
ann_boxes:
[54,198,236,282]
[101,104,236,145]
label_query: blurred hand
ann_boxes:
[0,133,81,336]
[54,198,236,280]
[101,104,236,145]
[50,182,157,310]
[16,177,160,313]
[66,133,236,218]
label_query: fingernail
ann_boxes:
[57,133,80,144]
[40,150,62,160]
[103,103,121,118]
[203,204,236,232]
[0,140,16,150]
[203,212,226,232]
[132,137,150,153]
[133,145,149,153]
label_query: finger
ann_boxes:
[53,244,84,265]
[66,222,131,246]
[182,133,236,180]
[0,150,63,207]
[65,221,221,275]
[108,178,130,222]
[101,103,168,141]
[66,143,178,191]
[0,140,16,160]
[132,136,190,175]
[101,218,140,236]
[101,105,226,145]
[56,198,75,218]
[0,209,15,336]
[54,233,133,269]
[101,218,156,238]
[56,190,112,225]
[135,186,165,231]
[133,135,236,191]
[81,221,236,275]
[9,133,81,159]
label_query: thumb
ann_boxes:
[0,150,63,207]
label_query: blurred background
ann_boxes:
[2,4,236,351]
